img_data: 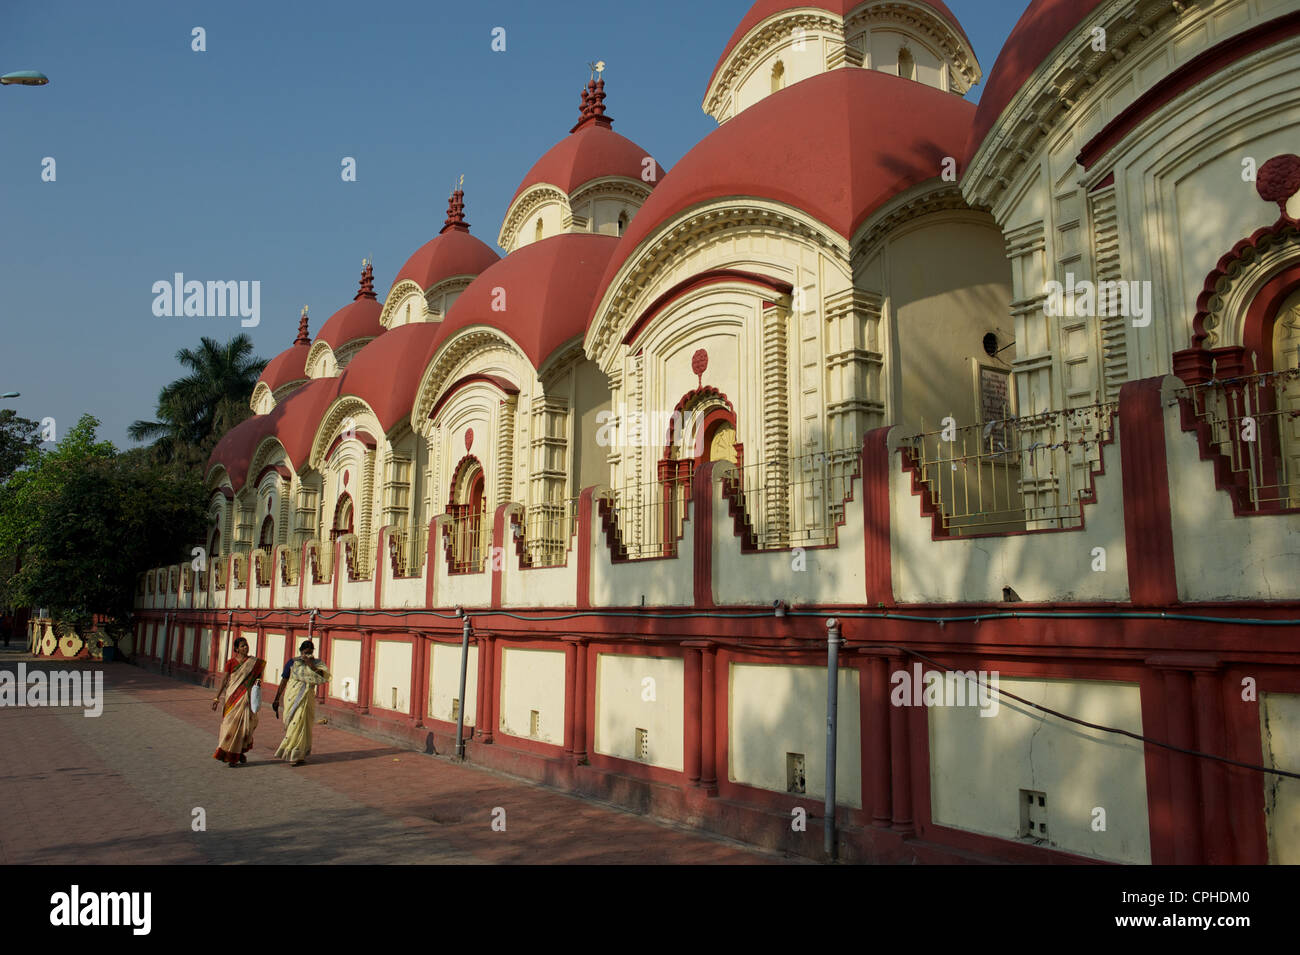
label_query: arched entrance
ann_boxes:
[1271,287,1300,505]
[658,390,740,555]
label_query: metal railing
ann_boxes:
[253,549,272,587]
[308,542,333,584]
[213,557,227,591]
[603,478,686,561]
[517,497,581,567]
[441,507,490,574]
[388,524,428,578]
[902,401,1117,535]
[338,533,371,581]
[279,546,300,587]
[721,449,861,550]
[1179,363,1300,511]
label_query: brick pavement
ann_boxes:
[0,648,793,864]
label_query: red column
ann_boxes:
[699,643,718,793]
[1159,665,1201,864]
[1193,668,1230,864]
[478,634,495,744]
[683,645,703,786]
[865,652,892,828]
[411,633,425,727]
[887,653,914,835]
[562,639,578,757]
[358,630,373,714]
[316,628,331,702]
[572,640,588,762]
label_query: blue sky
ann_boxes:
[0,0,1030,448]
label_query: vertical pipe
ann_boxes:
[455,611,471,758]
[824,617,842,861]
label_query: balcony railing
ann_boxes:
[308,541,333,584]
[279,546,300,587]
[901,401,1117,535]
[441,507,490,574]
[602,478,686,561]
[388,524,428,578]
[721,449,861,551]
[1179,363,1300,512]
[517,497,580,568]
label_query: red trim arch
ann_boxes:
[429,374,520,421]
[622,270,794,348]
[254,464,292,488]
[446,454,485,508]
[1187,219,1299,353]
[324,430,378,462]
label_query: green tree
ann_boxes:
[129,334,267,468]
[0,410,42,484]
[0,415,205,633]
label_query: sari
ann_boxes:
[213,654,266,764]
[275,658,331,763]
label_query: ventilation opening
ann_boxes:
[391,687,398,710]
[1019,789,1048,839]
[529,709,540,738]
[771,60,786,94]
[450,698,460,722]
[787,752,806,794]
[983,332,1000,357]
[635,727,649,761]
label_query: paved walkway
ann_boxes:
[0,647,789,864]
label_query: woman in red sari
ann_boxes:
[211,636,266,766]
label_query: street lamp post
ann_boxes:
[1,71,49,87]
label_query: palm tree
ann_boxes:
[130,335,267,467]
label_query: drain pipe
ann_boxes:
[455,608,471,759]
[824,617,843,861]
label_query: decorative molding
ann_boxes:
[499,185,569,250]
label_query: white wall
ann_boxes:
[498,647,565,745]
[263,632,286,685]
[430,641,478,727]
[1261,691,1300,864]
[594,653,684,770]
[329,638,362,702]
[928,676,1150,864]
[372,640,413,713]
[729,662,862,808]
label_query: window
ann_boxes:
[617,211,628,236]
[534,218,543,242]
[771,60,786,93]
[898,47,915,81]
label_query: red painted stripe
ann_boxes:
[1119,378,1179,606]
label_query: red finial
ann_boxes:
[294,305,311,345]
[355,259,377,301]
[571,63,613,133]
[441,177,469,234]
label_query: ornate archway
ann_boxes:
[447,455,486,573]
[331,493,354,540]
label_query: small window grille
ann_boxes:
[450,698,460,721]
[787,753,806,794]
[635,728,649,761]
[529,709,540,738]
[1019,789,1048,839]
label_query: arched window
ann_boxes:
[259,516,275,550]
[534,218,544,243]
[448,459,486,573]
[209,526,221,559]
[331,493,354,540]
[617,211,628,236]
[898,47,915,81]
[771,60,786,94]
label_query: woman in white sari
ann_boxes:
[272,640,331,766]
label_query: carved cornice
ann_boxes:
[308,396,381,470]
[414,330,530,428]
[305,339,336,379]
[588,201,848,367]
[850,183,972,266]
[380,280,424,328]
[704,12,840,119]
[843,2,980,91]
[964,0,1180,211]
[568,176,654,209]
[498,185,569,250]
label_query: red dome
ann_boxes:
[967,0,1107,162]
[512,121,664,203]
[316,296,383,350]
[257,342,310,394]
[596,69,974,311]
[431,233,620,371]
[337,323,443,432]
[393,229,500,293]
[708,0,971,93]
[209,378,342,490]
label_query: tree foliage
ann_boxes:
[129,334,267,469]
[0,415,206,632]
[0,410,42,484]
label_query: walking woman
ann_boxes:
[211,636,266,767]
[273,640,331,766]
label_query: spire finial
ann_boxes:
[442,176,470,234]
[355,259,376,301]
[294,305,311,345]
[571,61,613,133]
